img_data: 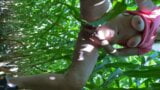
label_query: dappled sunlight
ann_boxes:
[49,76,56,81]
[96,26,115,41]
[78,51,84,61]
[110,49,117,54]
[78,44,95,61]
[7,83,17,88]
[81,44,94,52]
[96,30,106,40]
[94,0,105,6]
[101,40,109,45]
[152,43,160,51]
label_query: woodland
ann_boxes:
[1,0,160,89]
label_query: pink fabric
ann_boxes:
[127,7,160,54]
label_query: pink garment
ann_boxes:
[127,7,160,54]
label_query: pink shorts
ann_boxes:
[127,7,160,54]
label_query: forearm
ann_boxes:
[135,0,155,12]
[80,0,112,22]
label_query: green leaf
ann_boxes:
[124,70,160,78]
[102,68,123,87]
[93,74,104,87]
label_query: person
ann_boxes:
[0,0,160,90]
[82,0,160,56]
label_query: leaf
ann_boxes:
[102,68,123,87]
[151,83,160,88]
[124,70,160,78]
[93,74,104,87]
[104,62,140,69]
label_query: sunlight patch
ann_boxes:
[101,40,109,45]
[49,76,56,80]
[94,0,105,6]
[78,44,94,61]
[81,44,94,52]
[7,83,17,88]
[78,52,84,61]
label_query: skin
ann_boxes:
[8,24,99,90]
[93,0,159,56]
[6,0,159,90]
[8,0,105,89]
[95,13,144,56]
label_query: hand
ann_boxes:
[113,48,140,56]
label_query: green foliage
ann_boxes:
[8,0,160,89]
[11,0,80,74]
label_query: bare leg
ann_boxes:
[8,73,65,90]
[80,0,112,22]
[65,29,99,89]
[7,0,112,90]
[7,29,99,90]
